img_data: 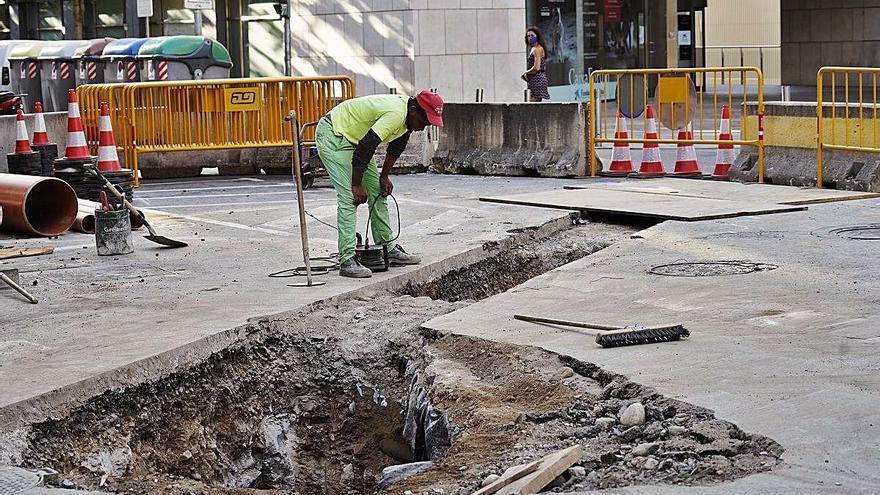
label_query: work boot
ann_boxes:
[339,258,372,278]
[388,245,421,266]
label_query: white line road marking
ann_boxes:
[138,199,301,210]
[138,177,267,188]
[144,210,294,236]
[137,190,302,201]
[138,183,296,195]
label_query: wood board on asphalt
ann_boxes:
[479,188,806,221]
[561,178,880,205]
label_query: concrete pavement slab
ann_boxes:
[480,187,806,221]
[562,177,880,205]
[423,199,880,493]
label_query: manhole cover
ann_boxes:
[0,466,41,494]
[648,261,778,277]
[829,225,880,240]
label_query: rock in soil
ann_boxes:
[632,442,660,457]
[481,474,500,487]
[620,402,646,426]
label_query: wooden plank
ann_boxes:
[471,458,542,495]
[480,189,805,222]
[0,246,54,260]
[496,445,583,495]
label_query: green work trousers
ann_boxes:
[316,118,395,262]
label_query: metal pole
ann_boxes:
[283,0,291,76]
[0,272,38,304]
[145,17,150,36]
[287,111,324,287]
[194,9,203,35]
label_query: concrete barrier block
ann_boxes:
[0,111,68,173]
[840,160,880,191]
[431,102,596,178]
[734,102,880,191]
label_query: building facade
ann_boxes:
[0,0,723,101]
[780,0,880,87]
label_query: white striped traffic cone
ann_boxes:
[710,105,734,180]
[671,125,701,177]
[96,102,122,172]
[602,112,635,176]
[631,105,665,178]
[32,101,50,146]
[13,109,33,154]
[63,90,91,159]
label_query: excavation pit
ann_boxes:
[12,224,783,494]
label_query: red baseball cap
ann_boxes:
[416,90,444,127]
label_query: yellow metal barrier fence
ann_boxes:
[816,67,880,188]
[589,67,764,181]
[77,76,355,185]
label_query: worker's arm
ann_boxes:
[380,131,412,196]
[351,129,382,205]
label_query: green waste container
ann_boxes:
[73,38,115,86]
[9,41,46,112]
[137,36,232,81]
[38,40,90,112]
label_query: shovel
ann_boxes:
[85,166,188,248]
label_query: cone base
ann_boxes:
[628,171,666,179]
[97,163,123,173]
[601,161,636,177]
[710,163,731,178]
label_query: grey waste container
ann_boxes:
[73,38,115,86]
[137,36,232,81]
[9,41,46,112]
[102,38,150,83]
[0,41,31,92]
[38,40,89,112]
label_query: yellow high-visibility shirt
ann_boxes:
[329,94,409,145]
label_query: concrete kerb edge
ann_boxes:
[0,212,580,439]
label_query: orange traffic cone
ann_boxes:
[32,101,50,146]
[602,113,635,176]
[13,109,32,154]
[710,105,734,180]
[96,102,122,172]
[671,125,701,177]
[63,90,91,159]
[7,108,43,176]
[630,105,664,178]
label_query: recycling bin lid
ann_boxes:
[103,38,151,57]
[38,40,91,61]
[0,41,22,61]
[9,41,46,60]
[73,38,116,59]
[137,36,231,65]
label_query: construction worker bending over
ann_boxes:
[316,90,445,278]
